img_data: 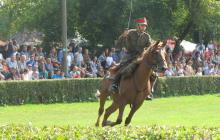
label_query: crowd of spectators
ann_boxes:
[163,41,220,77]
[0,39,219,81]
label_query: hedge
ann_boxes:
[0,76,219,105]
[0,125,220,139]
[154,76,220,97]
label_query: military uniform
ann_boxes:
[110,17,153,94]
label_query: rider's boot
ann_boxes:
[109,73,121,94]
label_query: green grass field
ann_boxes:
[0,94,220,127]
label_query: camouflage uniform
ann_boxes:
[109,28,152,93]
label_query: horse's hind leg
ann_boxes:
[102,102,118,127]
[125,95,145,126]
[95,91,108,127]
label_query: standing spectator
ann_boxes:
[57,48,63,64]
[45,58,54,78]
[69,39,78,54]
[49,47,57,61]
[89,57,98,77]
[83,48,91,65]
[120,47,127,61]
[27,45,34,56]
[38,57,48,79]
[105,51,114,69]
[207,41,215,50]
[66,48,74,69]
[20,46,29,58]
[98,51,107,68]
[0,51,3,60]
[111,48,120,63]
[5,40,15,58]
[203,60,210,75]
[74,47,84,67]
[36,47,45,57]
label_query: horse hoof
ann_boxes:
[106,120,113,125]
[102,121,112,127]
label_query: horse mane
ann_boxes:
[136,41,157,63]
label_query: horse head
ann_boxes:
[143,40,168,72]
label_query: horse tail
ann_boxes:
[95,90,101,98]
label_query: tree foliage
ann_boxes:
[0,0,219,48]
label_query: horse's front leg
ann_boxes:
[102,102,118,127]
[110,102,126,127]
[125,94,145,126]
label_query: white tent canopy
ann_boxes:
[180,40,197,53]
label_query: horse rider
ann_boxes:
[109,17,157,100]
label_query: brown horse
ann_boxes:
[95,40,168,127]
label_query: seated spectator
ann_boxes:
[164,64,175,77]
[52,69,63,79]
[184,59,195,76]
[195,67,203,76]
[7,55,18,70]
[26,55,36,67]
[97,66,105,77]
[69,65,81,78]
[176,63,184,76]
[27,64,33,80]
[211,51,220,65]
[208,64,215,75]
[32,66,39,80]
[10,68,21,80]
[21,69,30,80]
[18,55,27,72]
[214,64,219,75]
[217,65,220,75]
